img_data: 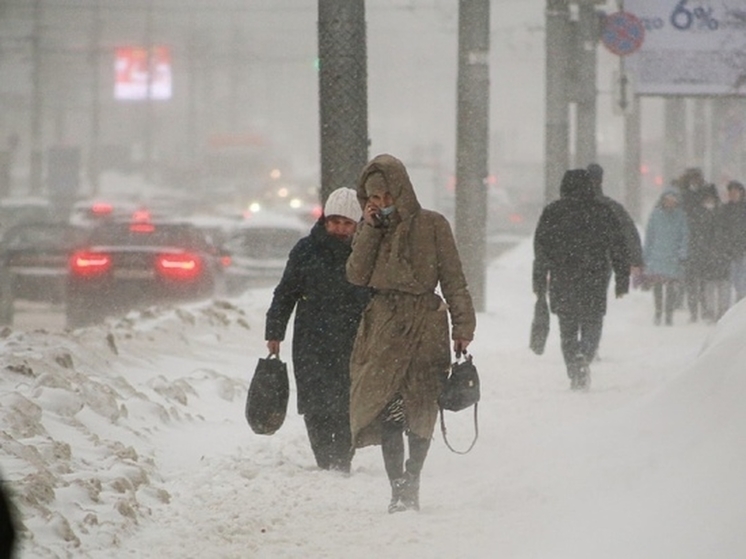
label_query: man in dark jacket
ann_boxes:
[587,163,643,359]
[533,169,630,390]
[265,188,371,472]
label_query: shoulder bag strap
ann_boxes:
[439,403,479,455]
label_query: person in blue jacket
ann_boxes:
[643,186,689,326]
[265,188,371,472]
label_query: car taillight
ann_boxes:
[70,250,111,277]
[156,253,202,281]
[220,255,232,267]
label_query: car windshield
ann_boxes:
[88,223,209,250]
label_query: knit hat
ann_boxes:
[324,187,361,222]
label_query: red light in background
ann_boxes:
[640,164,650,175]
[91,202,113,215]
[311,204,323,220]
[654,175,664,187]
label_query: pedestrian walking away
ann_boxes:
[346,153,476,513]
[264,187,371,473]
[721,180,746,302]
[642,186,689,326]
[587,163,643,360]
[533,169,630,390]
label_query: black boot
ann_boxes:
[388,472,419,513]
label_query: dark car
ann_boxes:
[0,222,88,325]
[221,211,307,295]
[66,219,226,328]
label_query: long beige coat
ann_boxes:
[346,154,476,448]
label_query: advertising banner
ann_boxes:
[624,0,746,96]
[114,46,172,101]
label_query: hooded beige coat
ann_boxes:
[346,154,476,448]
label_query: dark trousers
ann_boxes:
[303,412,353,472]
[653,281,678,324]
[0,480,16,559]
[557,312,603,372]
[685,274,707,320]
[380,412,430,482]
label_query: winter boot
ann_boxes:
[388,472,419,513]
[573,353,591,391]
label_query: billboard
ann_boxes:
[114,46,172,101]
[624,0,746,96]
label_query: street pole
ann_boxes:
[454,0,489,312]
[143,0,154,184]
[317,0,368,204]
[663,96,686,185]
[88,0,102,195]
[624,94,641,222]
[29,0,43,195]
[545,0,570,202]
[575,1,598,168]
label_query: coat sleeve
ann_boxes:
[643,211,655,267]
[346,223,384,287]
[265,242,305,341]
[606,207,631,296]
[615,205,644,267]
[532,208,551,296]
[434,215,476,341]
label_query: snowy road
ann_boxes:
[4,238,744,558]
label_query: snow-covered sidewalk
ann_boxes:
[2,238,745,558]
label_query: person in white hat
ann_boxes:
[265,187,371,472]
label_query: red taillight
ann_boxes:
[220,255,232,267]
[130,222,155,233]
[70,250,111,277]
[156,253,202,281]
[91,202,113,216]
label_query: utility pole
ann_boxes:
[454,0,489,312]
[545,0,570,202]
[143,0,154,184]
[663,96,686,185]
[29,0,43,195]
[88,0,102,195]
[574,1,599,168]
[623,95,641,221]
[317,0,368,204]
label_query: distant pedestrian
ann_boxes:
[720,180,746,302]
[642,187,689,326]
[686,185,730,322]
[533,169,630,390]
[346,153,476,513]
[265,187,371,472]
[587,163,643,359]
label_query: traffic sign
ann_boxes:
[601,11,645,57]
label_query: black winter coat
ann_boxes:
[687,204,729,280]
[720,201,746,260]
[598,195,643,267]
[265,220,371,415]
[533,179,630,318]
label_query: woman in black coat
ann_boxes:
[533,169,630,390]
[265,188,371,472]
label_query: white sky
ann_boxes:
[2,233,745,558]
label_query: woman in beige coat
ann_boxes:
[346,153,476,513]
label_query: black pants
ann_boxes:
[303,412,353,472]
[0,479,16,559]
[685,274,707,320]
[380,400,430,482]
[653,281,677,324]
[557,312,603,372]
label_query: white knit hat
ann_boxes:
[324,188,361,222]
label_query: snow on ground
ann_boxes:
[1,237,745,558]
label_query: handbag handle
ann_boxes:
[439,403,479,455]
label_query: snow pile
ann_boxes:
[1,239,745,558]
[0,298,261,557]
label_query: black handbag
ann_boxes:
[438,352,480,454]
[530,292,550,355]
[245,354,289,435]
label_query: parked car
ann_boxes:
[66,219,226,328]
[221,211,307,295]
[0,222,88,325]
